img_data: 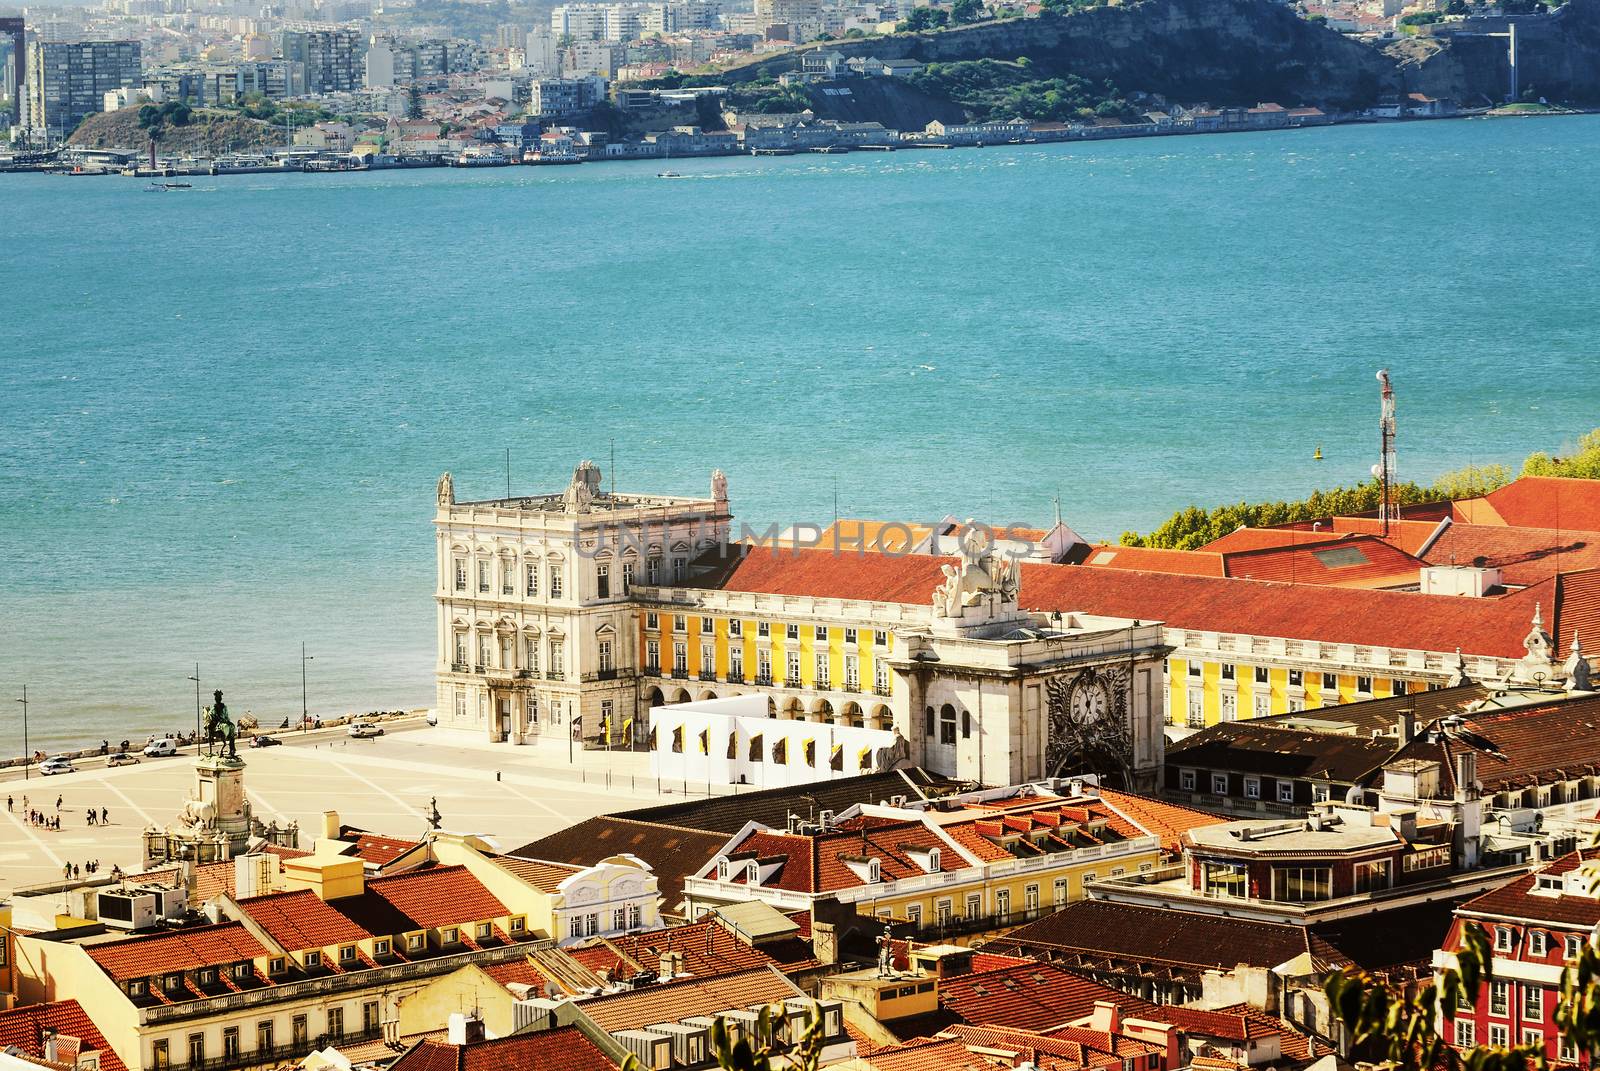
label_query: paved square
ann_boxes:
[0,723,691,896]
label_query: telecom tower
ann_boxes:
[1372,370,1397,535]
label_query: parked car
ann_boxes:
[143,737,178,757]
[250,734,281,748]
[39,757,75,775]
[347,721,384,739]
[106,751,140,767]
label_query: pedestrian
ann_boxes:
[86,810,94,827]
[72,863,79,879]
[102,807,109,824]
[55,794,62,810]
[63,863,70,880]
[5,795,11,812]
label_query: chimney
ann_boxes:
[41,1029,58,1065]
[446,1013,485,1046]
[659,950,684,978]
[281,856,365,901]
[1456,752,1478,801]
[1396,712,1416,742]
[321,810,341,841]
[1089,1000,1121,1033]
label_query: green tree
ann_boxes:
[137,100,192,168]
[897,5,950,30]
[844,26,866,36]
[1432,463,1511,500]
[1326,916,1600,1071]
[1523,428,1600,479]
[951,0,984,22]
[407,85,424,120]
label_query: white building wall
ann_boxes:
[650,695,899,787]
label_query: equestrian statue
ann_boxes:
[205,689,239,759]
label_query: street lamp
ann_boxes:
[187,665,201,753]
[15,685,29,781]
[301,643,314,733]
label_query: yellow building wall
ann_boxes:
[396,964,519,1038]
[1167,655,1413,726]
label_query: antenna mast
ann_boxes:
[1373,370,1397,536]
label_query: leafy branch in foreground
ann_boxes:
[620,1003,826,1071]
[1325,919,1600,1071]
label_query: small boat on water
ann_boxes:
[146,181,193,190]
[657,170,683,178]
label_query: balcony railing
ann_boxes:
[451,661,469,673]
[473,664,486,674]
[873,685,892,697]
[728,673,746,685]
[175,1027,385,1071]
[844,681,860,693]
[596,668,618,681]
[785,675,802,688]
[755,673,773,686]
[644,664,661,676]
[672,668,690,680]
[815,677,831,690]
[699,671,717,682]
[515,669,535,679]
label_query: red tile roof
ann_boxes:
[388,1026,613,1071]
[1456,849,1600,928]
[926,963,1161,1033]
[565,917,797,979]
[711,547,946,604]
[723,817,953,893]
[1078,545,1226,577]
[87,923,269,982]
[1094,788,1227,854]
[1221,535,1425,588]
[1465,477,1600,532]
[1422,523,1600,588]
[1016,561,1549,659]
[1388,692,1600,793]
[236,889,373,951]
[349,833,421,866]
[0,1000,129,1071]
[365,866,511,929]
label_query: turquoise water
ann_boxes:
[4,116,1600,749]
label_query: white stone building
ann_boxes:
[434,462,729,745]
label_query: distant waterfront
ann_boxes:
[4,115,1600,750]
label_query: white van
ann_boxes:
[143,737,179,757]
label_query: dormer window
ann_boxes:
[476,923,492,939]
[442,928,459,945]
[868,859,881,882]
[509,917,525,933]
[375,939,391,955]
[1567,935,1583,960]
[233,964,251,979]
[747,861,760,886]
[1530,931,1548,956]
[305,951,321,968]
[928,848,941,873]
[339,945,356,963]
[165,974,181,991]
[129,980,146,996]
[408,934,425,952]
[1495,927,1515,952]
[199,969,215,984]
[717,858,730,880]
[269,957,285,975]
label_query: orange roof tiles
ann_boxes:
[1458,849,1600,928]
[348,833,421,866]
[1078,545,1226,577]
[236,889,373,951]
[1220,535,1426,589]
[1094,789,1227,854]
[0,1000,129,1071]
[87,923,269,982]
[1468,477,1600,531]
[566,917,802,979]
[725,818,952,893]
[1388,692,1600,794]
[711,547,946,604]
[389,1026,613,1071]
[364,866,510,929]
[1425,524,1600,588]
[925,963,1161,1033]
[1016,561,1549,659]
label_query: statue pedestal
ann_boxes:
[196,754,252,850]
